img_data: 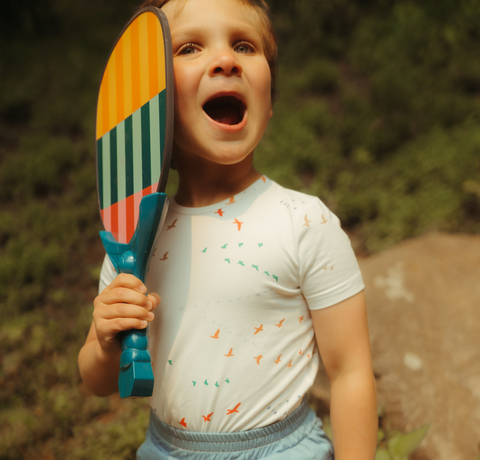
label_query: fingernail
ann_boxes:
[147,300,153,311]
[148,312,154,321]
[140,285,147,293]
[140,320,148,328]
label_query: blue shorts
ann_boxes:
[136,397,334,459]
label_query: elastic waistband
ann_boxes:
[148,397,310,453]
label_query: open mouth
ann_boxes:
[203,96,245,126]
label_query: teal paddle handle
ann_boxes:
[99,192,168,398]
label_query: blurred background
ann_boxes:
[0,0,479,458]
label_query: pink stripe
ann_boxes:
[118,198,127,244]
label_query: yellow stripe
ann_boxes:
[147,12,158,99]
[96,81,103,139]
[115,35,125,125]
[108,48,117,134]
[156,15,166,93]
[130,17,141,114]
[123,26,133,119]
[138,13,150,108]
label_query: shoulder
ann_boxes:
[263,179,341,227]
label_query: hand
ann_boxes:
[92,274,161,356]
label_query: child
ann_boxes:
[78,0,378,458]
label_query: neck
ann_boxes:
[173,152,261,207]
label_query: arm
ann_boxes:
[78,273,160,396]
[311,290,377,460]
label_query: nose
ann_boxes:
[209,47,242,77]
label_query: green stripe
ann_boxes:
[125,116,134,199]
[132,108,143,195]
[149,94,161,186]
[116,122,126,202]
[102,134,111,209]
[141,103,151,190]
[97,139,104,210]
[110,128,118,206]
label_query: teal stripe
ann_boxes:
[102,134,111,209]
[116,121,126,202]
[97,139,104,209]
[132,108,143,195]
[141,103,151,189]
[125,116,134,199]
[149,94,161,186]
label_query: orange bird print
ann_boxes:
[202,413,214,422]
[286,360,293,368]
[254,324,264,335]
[210,329,220,339]
[233,219,243,231]
[321,214,328,224]
[226,196,236,205]
[215,208,224,217]
[224,348,234,357]
[274,354,282,364]
[275,319,285,328]
[261,176,266,183]
[299,316,304,324]
[167,218,177,230]
[227,403,241,415]
[179,418,187,428]
[302,215,311,227]
[254,355,263,365]
[159,251,169,261]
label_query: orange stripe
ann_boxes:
[147,13,159,99]
[115,35,125,125]
[130,17,141,114]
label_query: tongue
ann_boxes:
[207,107,242,125]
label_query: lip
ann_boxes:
[202,91,247,132]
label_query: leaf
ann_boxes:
[387,424,430,459]
[375,448,391,460]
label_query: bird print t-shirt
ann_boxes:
[99,176,364,432]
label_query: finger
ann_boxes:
[147,293,161,311]
[106,273,147,294]
[98,286,150,308]
[95,303,155,322]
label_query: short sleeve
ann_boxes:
[296,198,364,310]
[98,254,117,294]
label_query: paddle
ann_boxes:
[95,7,173,398]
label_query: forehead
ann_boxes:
[162,0,264,36]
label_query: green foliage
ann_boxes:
[376,425,430,460]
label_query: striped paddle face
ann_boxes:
[96,8,173,245]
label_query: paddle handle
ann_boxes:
[100,193,169,398]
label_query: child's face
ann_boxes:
[162,0,272,167]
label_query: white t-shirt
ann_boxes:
[99,177,364,432]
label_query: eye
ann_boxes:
[234,42,254,54]
[177,43,200,56]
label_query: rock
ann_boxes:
[311,232,480,459]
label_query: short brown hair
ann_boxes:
[138,0,278,102]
